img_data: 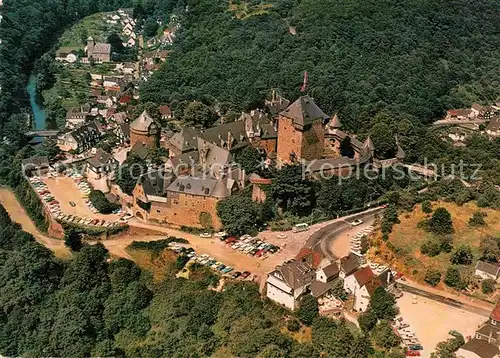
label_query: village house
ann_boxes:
[57,122,101,153]
[446,109,475,121]
[22,156,50,176]
[87,37,111,63]
[486,118,500,138]
[471,104,495,120]
[85,149,119,181]
[55,48,77,63]
[475,300,500,346]
[266,259,316,311]
[338,254,360,280]
[159,105,172,120]
[457,339,499,358]
[475,261,500,282]
[343,266,382,312]
[310,262,340,299]
[115,123,130,144]
[66,106,91,128]
[110,111,129,125]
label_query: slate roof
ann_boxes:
[118,123,130,137]
[476,260,500,277]
[87,149,115,168]
[166,176,233,198]
[129,142,150,160]
[93,42,111,54]
[477,322,500,338]
[168,127,201,152]
[200,121,248,151]
[68,122,100,144]
[310,280,335,298]
[321,262,340,279]
[273,259,315,290]
[22,156,49,169]
[279,95,329,126]
[140,170,174,197]
[459,338,499,358]
[339,254,359,276]
[130,110,155,132]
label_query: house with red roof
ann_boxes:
[475,299,500,348]
[159,105,172,119]
[119,94,131,105]
[344,266,382,312]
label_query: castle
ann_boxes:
[86,37,111,63]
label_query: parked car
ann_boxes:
[232,271,242,279]
[255,249,265,258]
[225,237,237,245]
[214,231,227,238]
[69,201,76,207]
[241,271,251,279]
[350,219,363,226]
[200,232,212,238]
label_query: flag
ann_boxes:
[300,71,308,92]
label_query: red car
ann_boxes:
[254,249,264,258]
[241,271,251,279]
[225,237,237,245]
[406,350,420,356]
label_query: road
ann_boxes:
[305,207,385,260]
[398,280,493,317]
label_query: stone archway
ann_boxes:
[135,211,144,221]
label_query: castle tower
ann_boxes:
[129,110,158,148]
[87,36,95,57]
[363,135,375,158]
[276,95,329,164]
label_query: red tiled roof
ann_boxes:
[119,95,131,104]
[106,108,116,119]
[295,247,321,268]
[354,266,376,286]
[159,105,171,116]
[249,177,272,185]
[491,300,500,322]
[448,110,458,116]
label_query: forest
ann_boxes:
[141,0,500,131]
[0,202,409,357]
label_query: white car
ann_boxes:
[214,231,227,238]
[199,232,212,238]
[350,219,363,226]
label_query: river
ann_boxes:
[26,75,46,131]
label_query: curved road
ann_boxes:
[305,207,385,260]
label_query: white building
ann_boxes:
[344,266,382,312]
[475,261,500,282]
[266,259,315,311]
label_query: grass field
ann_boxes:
[59,12,122,48]
[369,201,500,293]
[126,247,178,281]
[227,0,273,19]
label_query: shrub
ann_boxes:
[424,269,441,286]
[469,211,487,227]
[127,237,188,256]
[444,266,463,289]
[450,245,473,265]
[422,200,433,214]
[429,207,454,235]
[421,239,441,257]
[482,279,496,294]
[287,319,300,332]
[89,190,120,214]
[297,295,319,325]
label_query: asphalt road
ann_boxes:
[398,281,491,317]
[304,207,385,260]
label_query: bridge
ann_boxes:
[24,130,60,138]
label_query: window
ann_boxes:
[156,210,161,213]
[492,319,497,326]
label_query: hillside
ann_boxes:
[141,0,500,131]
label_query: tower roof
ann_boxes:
[395,135,406,159]
[130,110,154,132]
[212,178,231,198]
[280,95,329,126]
[363,135,375,151]
[87,36,94,41]
[328,113,341,129]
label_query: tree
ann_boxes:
[116,155,148,195]
[422,200,433,214]
[269,165,315,216]
[421,239,441,257]
[64,229,83,252]
[331,279,347,301]
[469,211,487,227]
[217,195,261,235]
[444,266,463,289]
[199,212,213,231]
[482,279,495,294]
[370,123,396,159]
[143,18,159,37]
[236,146,263,174]
[182,101,218,128]
[370,287,398,320]
[89,190,120,214]
[424,269,442,286]
[429,208,454,235]
[107,32,124,54]
[450,245,473,265]
[479,236,500,263]
[358,310,377,332]
[287,319,300,332]
[372,320,401,350]
[297,295,318,325]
